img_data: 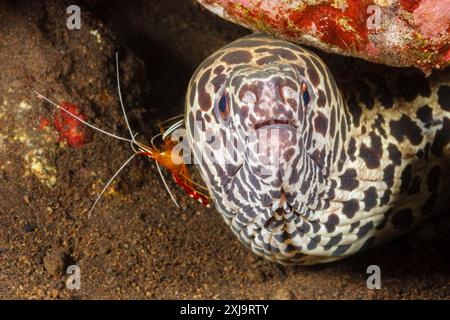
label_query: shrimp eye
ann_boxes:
[301,82,311,106]
[217,94,229,120]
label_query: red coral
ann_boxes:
[37,116,50,130]
[400,0,421,12]
[288,1,370,50]
[53,102,91,147]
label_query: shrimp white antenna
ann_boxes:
[148,129,180,209]
[34,91,133,144]
[116,52,135,142]
[115,53,180,209]
[151,132,162,149]
[88,152,138,218]
[162,119,184,141]
[156,161,180,209]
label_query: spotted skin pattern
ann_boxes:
[185,34,450,265]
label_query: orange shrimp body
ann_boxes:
[137,138,210,207]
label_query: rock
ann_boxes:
[50,289,59,299]
[272,288,296,300]
[43,247,66,277]
[23,195,30,204]
[22,222,37,233]
[196,0,450,74]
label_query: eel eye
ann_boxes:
[301,82,311,106]
[217,94,230,120]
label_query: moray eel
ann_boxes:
[185,34,450,265]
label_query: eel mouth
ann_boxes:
[254,119,296,130]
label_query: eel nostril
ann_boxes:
[277,85,284,103]
[242,91,257,105]
[281,86,297,103]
